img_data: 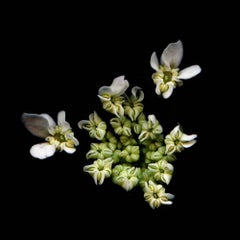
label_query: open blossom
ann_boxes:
[150,40,201,98]
[143,180,174,209]
[83,158,113,185]
[22,110,79,159]
[165,125,197,154]
[78,111,107,140]
[98,75,129,117]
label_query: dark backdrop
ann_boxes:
[9,4,223,238]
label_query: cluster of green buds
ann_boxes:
[78,75,197,209]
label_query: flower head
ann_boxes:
[150,40,201,98]
[22,111,79,159]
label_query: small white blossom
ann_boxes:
[124,86,144,121]
[138,114,163,142]
[112,165,141,191]
[165,125,197,154]
[78,111,107,140]
[98,76,129,117]
[148,160,174,184]
[22,111,79,159]
[83,158,113,185]
[144,180,174,209]
[150,40,201,98]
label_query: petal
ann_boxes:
[165,193,175,199]
[57,110,65,125]
[181,133,197,141]
[131,86,144,102]
[40,113,56,128]
[155,80,162,95]
[181,140,197,148]
[150,52,159,71]
[162,173,172,185]
[162,82,175,99]
[57,110,71,130]
[178,65,201,79]
[78,120,90,130]
[66,133,79,146]
[161,40,183,68]
[111,75,129,95]
[98,86,112,96]
[30,143,56,159]
[22,113,50,138]
[148,114,157,124]
[170,125,181,136]
[63,146,76,154]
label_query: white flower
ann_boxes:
[112,165,141,191]
[78,111,107,140]
[98,75,129,98]
[98,76,129,117]
[148,159,174,184]
[138,114,163,142]
[150,40,201,98]
[22,111,79,159]
[165,125,197,154]
[143,180,174,209]
[83,158,113,185]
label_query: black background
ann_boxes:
[7,3,227,238]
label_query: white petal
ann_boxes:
[30,143,56,159]
[78,120,90,129]
[170,125,181,136]
[155,80,162,95]
[162,173,172,185]
[150,52,159,71]
[132,86,144,102]
[162,83,175,99]
[66,134,79,146]
[178,65,201,79]
[181,133,197,141]
[111,76,129,95]
[57,110,65,125]
[181,140,197,148]
[161,40,183,68]
[57,110,70,130]
[22,113,50,138]
[98,86,112,96]
[63,146,76,154]
[165,193,174,199]
[40,113,56,128]
[148,114,157,124]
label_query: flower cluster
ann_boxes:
[78,75,197,209]
[22,40,200,209]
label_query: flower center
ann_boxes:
[54,132,66,143]
[153,192,159,198]
[163,71,173,83]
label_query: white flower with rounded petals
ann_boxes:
[150,40,201,98]
[22,111,79,159]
